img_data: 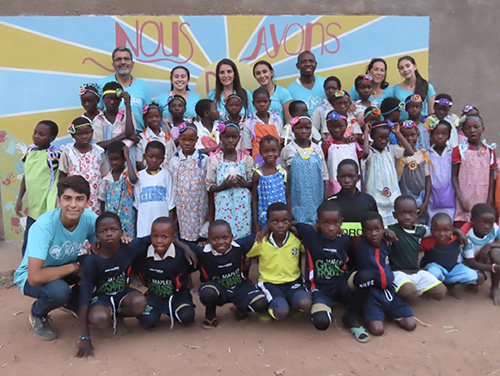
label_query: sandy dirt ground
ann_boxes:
[1,241,500,376]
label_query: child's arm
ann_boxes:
[285,175,292,213]
[452,163,469,212]
[419,175,431,218]
[464,244,500,273]
[76,258,95,358]
[207,192,215,222]
[251,171,261,231]
[121,91,135,139]
[174,238,198,268]
[124,146,138,184]
[15,176,26,217]
[100,200,105,214]
[487,168,495,206]
[362,125,371,160]
[393,123,414,156]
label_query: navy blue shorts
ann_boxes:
[258,279,311,311]
[199,280,264,311]
[138,289,194,327]
[89,287,137,311]
[312,273,353,308]
[363,287,413,322]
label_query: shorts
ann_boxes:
[424,262,478,284]
[258,279,311,312]
[89,287,137,312]
[393,270,443,295]
[199,280,264,311]
[312,273,355,312]
[138,289,194,327]
[363,287,413,322]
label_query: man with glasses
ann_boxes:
[98,47,151,132]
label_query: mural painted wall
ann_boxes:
[0,15,429,240]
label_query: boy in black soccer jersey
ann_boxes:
[327,159,378,239]
[295,200,375,342]
[76,212,148,358]
[189,220,268,329]
[357,212,416,336]
[135,217,196,329]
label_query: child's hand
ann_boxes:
[383,228,398,245]
[458,197,471,212]
[455,230,468,248]
[15,199,23,217]
[76,339,94,358]
[344,135,356,144]
[392,122,401,134]
[120,91,131,104]
[349,101,357,113]
[121,234,132,244]
[89,242,101,255]
[233,175,246,187]
[255,227,270,243]
[128,133,140,144]
[418,203,428,218]
[364,123,372,134]
[183,248,198,268]
[197,240,209,247]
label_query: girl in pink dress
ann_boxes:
[452,115,497,226]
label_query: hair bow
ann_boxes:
[79,86,87,96]
[463,104,475,113]
[405,94,422,104]
[142,105,150,115]
[218,123,227,133]
[290,116,300,126]
[326,111,347,122]
[401,120,417,129]
[435,98,453,107]
[362,74,373,82]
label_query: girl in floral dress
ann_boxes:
[59,117,106,215]
[169,123,209,242]
[98,141,138,237]
[206,122,253,239]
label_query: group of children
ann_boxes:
[15,73,500,356]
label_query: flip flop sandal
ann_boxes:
[349,326,370,343]
[202,317,219,329]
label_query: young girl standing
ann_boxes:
[398,120,432,223]
[79,83,101,122]
[99,141,138,237]
[224,94,246,151]
[93,82,137,150]
[252,135,289,230]
[206,123,253,239]
[452,115,497,225]
[427,120,455,223]
[362,120,414,225]
[405,94,430,150]
[242,88,283,160]
[136,103,175,171]
[324,111,362,195]
[161,95,188,140]
[59,117,107,214]
[169,123,209,242]
[280,116,328,224]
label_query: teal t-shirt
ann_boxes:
[287,76,326,116]
[393,83,436,120]
[98,75,151,132]
[206,89,255,121]
[14,208,98,291]
[269,85,293,122]
[156,91,201,120]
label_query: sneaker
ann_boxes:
[29,313,57,341]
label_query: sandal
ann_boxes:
[349,326,370,343]
[202,317,219,329]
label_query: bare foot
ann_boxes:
[466,284,479,294]
[490,288,500,306]
[446,284,461,299]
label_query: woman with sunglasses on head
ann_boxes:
[348,58,394,108]
[393,56,436,120]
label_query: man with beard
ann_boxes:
[98,47,151,132]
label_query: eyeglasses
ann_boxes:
[113,56,132,62]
